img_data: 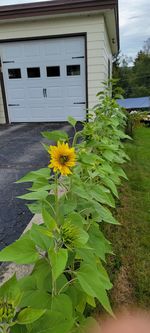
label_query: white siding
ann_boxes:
[0,13,112,123]
[103,20,112,81]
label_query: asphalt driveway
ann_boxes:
[0,123,72,250]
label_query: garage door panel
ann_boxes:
[67,86,84,98]
[24,44,41,58]
[28,87,44,99]
[46,99,63,107]
[45,40,62,55]
[27,101,44,109]
[8,107,25,123]
[7,88,25,100]
[2,36,86,122]
[65,108,85,121]
[64,38,84,55]
[46,80,63,88]
[3,44,24,60]
[47,87,63,98]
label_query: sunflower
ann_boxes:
[48,141,76,176]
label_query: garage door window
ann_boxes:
[8,68,21,79]
[27,67,40,78]
[47,66,60,77]
[67,65,80,76]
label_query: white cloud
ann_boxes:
[119,0,150,58]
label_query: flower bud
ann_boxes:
[0,298,15,324]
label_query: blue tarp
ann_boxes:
[117,97,150,109]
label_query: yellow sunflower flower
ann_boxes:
[48,141,76,176]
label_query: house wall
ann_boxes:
[0,13,113,123]
[104,20,112,80]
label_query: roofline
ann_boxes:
[0,0,119,51]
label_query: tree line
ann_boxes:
[113,38,150,98]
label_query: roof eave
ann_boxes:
[0,0,119,53]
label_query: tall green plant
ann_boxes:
[0,88,130,333]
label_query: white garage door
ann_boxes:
[1,37,86,122]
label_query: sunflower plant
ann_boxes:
[0,86,130,333]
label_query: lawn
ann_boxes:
[104,126,150,309]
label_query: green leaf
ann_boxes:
[30,224,52,251]
[16,168,50,183]
[76,296,86,313]
[28,179,51,192]
[41,130,68,142]
[22,259,52,292]
[59,195,77,215]
[66,212,84,227]
[27,195,55,215]
[76,317,98,333]
[103,150,115,161]
[27,202,43,214]
[86,295,96,307]
[18,275,37,292]
[67,116,77,127]
[97,261,113,290]
[19,290,52,309]
[93,202,120,225]
[42,208,57,230]
[0,275,22,307]
[88,225,112,261]
[51,294,73,318]
[17,308,45,325]
[76,249,96,266]
[76,228,89,247]
[29,310,74,333]
[56,274,68,293]
[79,152,101,166]
[0,274,17,297]
[42,143,50,152]
[89,184,115,208]
[76,263,113,315]
[102,177,118,198]
[18,190,48,201]
[0,234,40,264]
[11,325,28,333]
[72,184,91,201]
[115,166,128,180]
[33,260,52,290]
[48,248,68,281]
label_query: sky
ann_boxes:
[0,0,150,60]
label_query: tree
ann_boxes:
[112,38,150,98]
[143,37,150,55]
[130,48,150,97]
[112,53,132,98]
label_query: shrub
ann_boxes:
[0,88,130,333]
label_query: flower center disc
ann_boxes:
[59,155,69,165]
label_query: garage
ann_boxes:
[0,0,119,124]
[1,36,86,122]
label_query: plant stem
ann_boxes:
[0,324,10,333]
[58,278,77,295]
[51,173,59,298]
[55,173,59,224]
[72,131,82,147]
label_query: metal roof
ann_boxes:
[117,97,150,109]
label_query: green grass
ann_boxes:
[104,126,150,309]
